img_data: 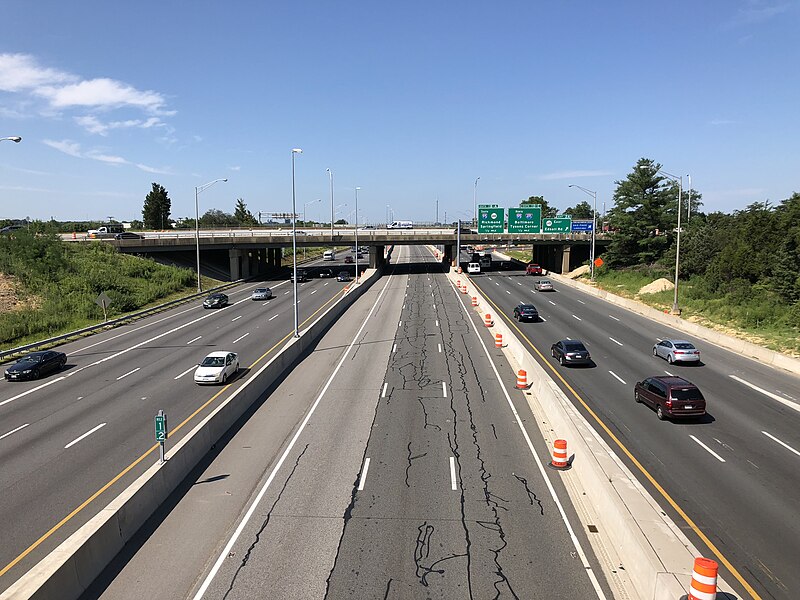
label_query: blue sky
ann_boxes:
[1,0,798,224]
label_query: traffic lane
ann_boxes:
[326,271,608,598]
[0,276,346,590]
[477,274,800,599]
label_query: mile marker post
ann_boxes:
[155,410,168,464]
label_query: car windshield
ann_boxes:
[520,305,536,311]
[564,342,586,352]
[255,289,267,293]
[672,388,704,400]
[201,356,225,367]
[540,280,551,285]
[674,343,696,350]
[19,355,42,363]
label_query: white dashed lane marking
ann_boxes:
[65,423,107,449]
[608,371,626,385]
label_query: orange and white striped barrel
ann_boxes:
[515,369,527,389]
[687,557,718,600]
[461,284,468,294]
[495,333,503,348]
[456,279,461,288]
[471,296,478,307]
[484,313,493,327]
[549,439,569,470]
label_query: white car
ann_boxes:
[653,340,701,364]
[194,351,239,384]
[467,262,480,274]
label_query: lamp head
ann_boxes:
[292,148,303,154]
[5,136,22,143]
[222,178,228,182]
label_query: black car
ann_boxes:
[203,293,229,308]
[551,340,592,366]
[114,231,144,240]
[291,269,308,282]
[337,271,352,282]
[513,303,539,322]
[5,351,67,381]
[318,267,333,278]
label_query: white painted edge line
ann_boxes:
[689,435,726,462]
[187,336,202,344]
[608,370,627,385]
[269,314,279,321]
[442,381,447,398]
[65,423,107,449]
[762,431,800,457]
[231,315,242,322]
[609,315,620,321]
[449,456,457,491]
[438,343,442,353]
[381,382,388,398]
[232,333,250,344]
[572,314,582,321]
[730,374,800,414]
[116,367,140,381]
[192,264,395,599]
[0,377,65,408]
[608,337,623,346]
[176,365,197,380]
[0,423,29,440]
[454,286,607,598]
[357,457,371,491]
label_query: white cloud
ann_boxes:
[0,53,75,92]
[539,170,612,180]
[37,78,169,114]
[43,139,83,158]
[725,2,793,27]
[75,115,164,136]
[136,163,173,175]
[86,152,128,165]
[229,166,241,171]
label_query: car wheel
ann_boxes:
[222,374,227,384]
[652,347,658,357]
[667,354,674,365]
[656,405,665,420]
[32,369,40,380]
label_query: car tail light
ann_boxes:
[665,399,672,407]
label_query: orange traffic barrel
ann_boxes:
[484,313,493,327]
[471,296,478,306]
[515,369,528,389]
[686,557,718,600]
[495,333,503,348]
[548,439,571,470]
[457,266,462,274]
[461,284,468,294]
[456,279,461,287]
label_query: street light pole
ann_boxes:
[291,148,303,337]
[568,184,597,280]
[327,168,334,242]
[473,177,480,229]
[355,187,361,283]
[195,178,227,292]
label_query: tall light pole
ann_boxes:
[291,148,303,337]
[568,184,597,280]
[327,168,335,241]
[473,177,480,228]
[1,136,22,143]
[195,178,227,292]
[354,186,361,283]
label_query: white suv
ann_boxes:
[467,262,481,274]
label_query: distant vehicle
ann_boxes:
[653,340,701,364]
[356,252,364,259]
[387,220,413,229]
[634,376,706,420]
[251,287,273,300]
[114,231,143,240]
[323,250,335,261]
[318,267,334,278]
[87,224,124,238]
[479,255,492,270]
[0,224,24,234]
[337,271,352,282]
[203,293,229,308]
[453,225,474,233]
[513,303,539,322]
[526,263,543,275]
[498,260,516,271]
[550,340,591,366]
[534,279,554,291]
[344,255,354,264]
[467,262,481,274]
[194,351,239,385]
[291,269,308,282]
[359,225,375,230]
[4,350,67,381]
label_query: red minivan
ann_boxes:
[634,376,706,421]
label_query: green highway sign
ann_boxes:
[478,207,505,234]
[155,412,167,442]
[508,206,541,233]
[541,217,572,234]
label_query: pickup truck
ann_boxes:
[525,263,543,275]
[87,225,123,238]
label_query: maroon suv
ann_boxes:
[634,376,706,420]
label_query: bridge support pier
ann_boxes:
[267,247,282,269]
[560,245,572,275]
[229,249,242,281]
[242,250,251,279]
[369,245,385,269]
[443,244,453,265]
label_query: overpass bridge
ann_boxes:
[99,228,610,280]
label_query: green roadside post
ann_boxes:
[155,410,168,464]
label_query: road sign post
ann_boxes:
[477,205,505,234]
[155,410,168,464]
[508,206,542,233]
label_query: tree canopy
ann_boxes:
[564,200,594,220]
[142,183,172,230]
[521,195,558,218]
[234,199,258,226]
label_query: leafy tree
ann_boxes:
[564,200,594,220]
[199,209,238,227]
[521,195,558,218]
[142,183,172,230]
[234,199,258,226]
[335,219,348,225]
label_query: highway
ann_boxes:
[83,245,612,600]
[0,255,355,593]
[466,251,800,600]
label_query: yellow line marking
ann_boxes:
[0,287,344,580]
[471,279,762,600]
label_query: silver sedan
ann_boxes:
[534,279,554,291]
[653,339,701,364]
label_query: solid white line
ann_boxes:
[608,337,623,346]
[269,314,279,321]
[442,381,447,397]
[116,367,140,381]
[0,423,29,440]
[0,377,65,408]
[187,336,202,344]
[174,365,196,380]
[730,375,800,414]
[382,382,388,398]
[609,315,620,321]
[192,266,395,600]
[231,315,242,322]
[608,370,627,385]
[65,423,107,449]
[548,300,556,305]
[572,314,582,321]
[762,431,800,457]
[438,343,442,353]
[689,435,726,462]
[393,344,397,353]
[453,294,606,598]
[449,457,457,490]
[357,458,371,491]
[232,332,250,344]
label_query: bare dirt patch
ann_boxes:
[638,277,673,295]
[0,273,38,313]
